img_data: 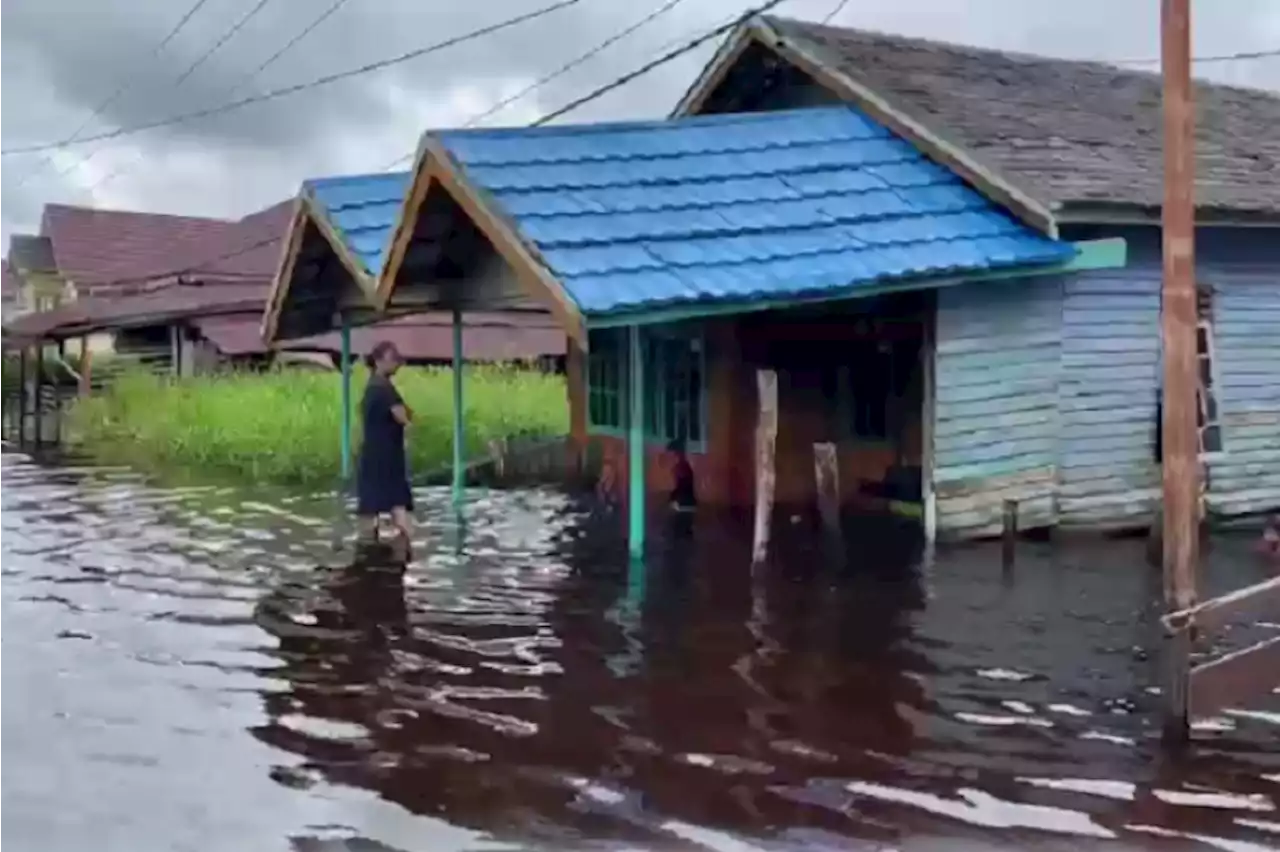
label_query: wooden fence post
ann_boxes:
[752,370,778,565]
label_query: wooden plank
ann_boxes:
[1162,575,1280,635]
[1188,636,1280,720]
[260,199,309,344]
[752,369,778,564]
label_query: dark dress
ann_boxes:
[356,374,413,515]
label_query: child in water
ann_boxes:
[667,439,697,513]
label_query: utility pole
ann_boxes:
[1159,0,1200,745]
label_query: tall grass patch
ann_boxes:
[67,365,568,484]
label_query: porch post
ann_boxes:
[452,307,465,507]
[339,317,353,485]
[33,342,44,448]
[0,347,7,447]
[18,346,29,444]
[627,324,646,562]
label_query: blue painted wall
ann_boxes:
[933,276,1063,537]
[933,225,1280,539]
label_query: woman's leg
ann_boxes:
[390,506,413,540]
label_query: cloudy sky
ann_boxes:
[2,0,1278,245]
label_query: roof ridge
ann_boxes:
[763,14,1280,100]
[42,202,238,224]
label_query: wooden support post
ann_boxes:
[55,338,66,445]
[79,337,93,396]
[0,347,7,447]
[1159,0,1199,747]
[339,318,353,486]
[627,324,646,563]
[17,346,28,444]
[566,339,588,477]
[813,442,843,561]
[33,343,44,448]
[752,370,778,565]
[1002,498,1019,570]
[452,307,465,508]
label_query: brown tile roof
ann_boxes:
[39,199,293,294]
[3,282,265,343]
[193,311,566,362]
[762,16,1280,218]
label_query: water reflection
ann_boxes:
[3,451,1278,851]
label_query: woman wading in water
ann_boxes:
[356,341,414,546]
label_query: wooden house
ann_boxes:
[666,17,1280,536]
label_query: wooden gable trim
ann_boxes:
[673,18,1060,240]
[374,135,587,346]
[259,198,309,345]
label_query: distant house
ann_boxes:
[5,234,71,313]
[1,262,18,323]
[8,185,566,376]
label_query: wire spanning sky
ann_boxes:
[2,0,1277,244]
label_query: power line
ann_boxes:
[533,0,789,126]
[1112,47,1280,66]
[62,0,754,290]
[92,0,354,193]
[821,0,851,26]
[24,0,277,199]
[380,0,693,171]
[8,0,215,191]
[1,0,584,158]
[172,0,276,88]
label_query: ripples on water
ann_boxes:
[2,451,1277,851]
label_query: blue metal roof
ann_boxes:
[433,107,1076,317]
[303,171,411,278]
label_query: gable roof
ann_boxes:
[382,105,1078,339]
[39,200,293,294]
[304,172,412,281]
[8,235,58,273]
[2,261,19,303]
[684,16,1280,223]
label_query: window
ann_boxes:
[1196,285,1224,456]
[586,327,706,448]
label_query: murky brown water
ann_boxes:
[2,451,1278,851]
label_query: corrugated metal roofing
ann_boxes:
[433,106,1077,316]
[304,172,411,278]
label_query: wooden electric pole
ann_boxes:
[1159,0,1200,745]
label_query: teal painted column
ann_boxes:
[627,324,646,562]
[451,307,465,508]
[339,318,353,484]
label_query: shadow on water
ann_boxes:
[2,449,1278,851]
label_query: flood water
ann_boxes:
[2,450,1278,851]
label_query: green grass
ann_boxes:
[66,365,568,485]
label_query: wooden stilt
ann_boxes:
[627,324,646,563]
[752,370,778,565]
[1002,499,1019,571]
[813,442,843,561]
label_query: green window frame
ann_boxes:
[586,327,707,451]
